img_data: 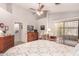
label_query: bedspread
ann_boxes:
[4,40,74,56]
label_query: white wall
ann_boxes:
[0,7,15,35]
[12,4,37,42]
[37,18,48,36]
[0,3,37,43]
[37,18,59,36]
[0,7,23,43]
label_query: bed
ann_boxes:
[3,40,78,56]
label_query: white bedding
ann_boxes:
[4,40,74,56]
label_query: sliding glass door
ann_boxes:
[64,21,78,36]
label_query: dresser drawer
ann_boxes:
[27,32,38,42]
[5,36,14,43]
[0,35,14,53]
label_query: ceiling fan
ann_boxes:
[29,3,61,16]
[29,3,47,16]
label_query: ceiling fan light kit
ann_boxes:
[36,10,43,15]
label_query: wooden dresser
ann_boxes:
[0,35,14,53]
[27,32,38,42]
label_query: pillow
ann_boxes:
[73,43,79,56]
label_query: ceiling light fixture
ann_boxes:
[36,10,43,15]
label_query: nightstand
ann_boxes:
[49,36,57,41]
[39,34,49,40]
[48,36,63,44]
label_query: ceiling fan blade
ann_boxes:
[37,3,44,11]
[29,10,36,15]
[29,8,36,11]
[40,5,44,10]
[55,3,61,5]
[29,8,36,14]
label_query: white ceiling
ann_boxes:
[15,3,79,13]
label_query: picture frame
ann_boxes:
[27,25,34,32]
[40,25,45,30]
